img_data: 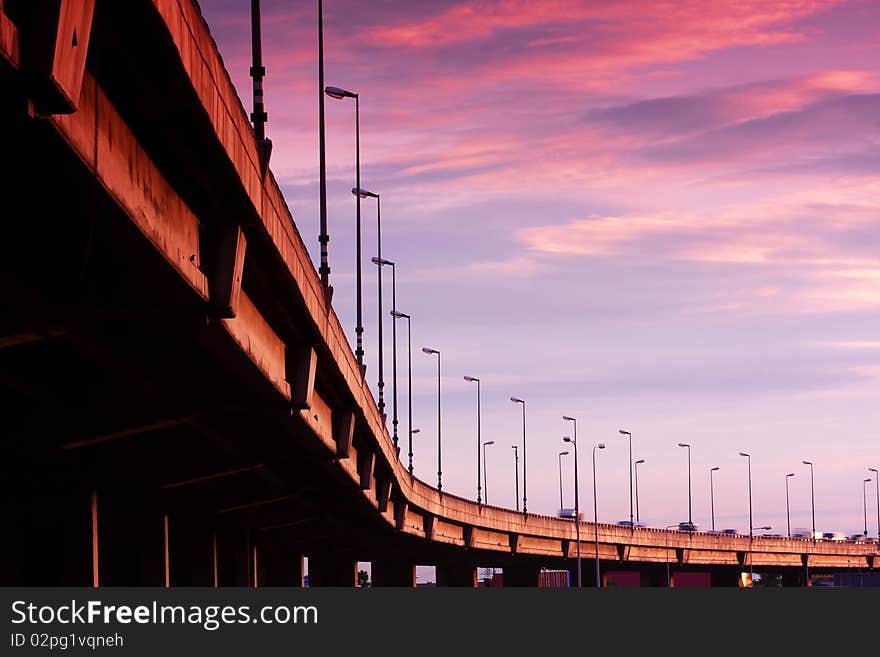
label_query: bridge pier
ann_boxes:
[99,493,166,586]
[258,540,304,587]
[0,488,93,586]
[308,552,358,586]
[371,559,416,587]
[781,567,806,588]
[215,527,253,586]
[502,563,540,587]
[436,560,477,587]
[167,518,216,586]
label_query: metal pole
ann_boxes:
[317,0,330,292]
[635,464,641,524]
[628,434,633,531]
[593,445,600,588]
[390,264,398,452]
[521,403,527,513]
[864,479,870,537]
[250,0,267,142]
[354,95,364,371]
[513,446,519,512]
[710,469,716,532]
[376,196,385,416]
[574,440,581,588]
[476,380,481,505]
[785,474,792,538]
[558,453,565,512]
[871,468,880,542]
[436,352,441,492]
[483,443,489,504]
[406,317,413,475]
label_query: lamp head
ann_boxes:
[371,256,393,267]
[786,473,795,478]
[390,310,409,319]
[410,428,420,435]
[739,452,749,458]
[802,460,812,465]
[422,347,438,355]
[563,415,576,422]
[352,186,378,199]
[325,85,356,99]
[510,397,524,404]
[463,376,479,382]
[563,436,572,443]
[559,451,570,456]
[484,440,494,446]
[635,459,645,465]
[597,444,606,450]
[711,466,720,472]
[678,443,689,448]
[619,429,631,436]
[866,478,873,484]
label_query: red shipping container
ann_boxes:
[673,572,711,587]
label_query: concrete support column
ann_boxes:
[781,568,806,588]
[215,527,252,586]
[259,541,305,587]
[0,489,92,586]
[371,559,416,587]
[436,561,477,587]
[503,563,540,587]
[710,567,742,588]
[99,493,165,586]
[308,553,358,587]
[167,519,215,586]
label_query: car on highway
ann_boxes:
[678,521,699,532]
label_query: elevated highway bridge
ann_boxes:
[1,0,876,587]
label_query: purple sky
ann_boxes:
[198,0,880,539]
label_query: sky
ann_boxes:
[197,0,880,543]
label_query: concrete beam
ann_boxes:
[61,415,197,449]
[287,345,317,410]
[209,224,246,319]
[393,500,407,531]
[376,477,391,514]
[15,0,95,113]
[357,447,374,491]
[334,412,354,459]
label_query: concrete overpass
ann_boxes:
[1,0,876,587]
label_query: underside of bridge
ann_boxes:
[1,0,874,588]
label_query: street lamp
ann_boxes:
[870,468,879,541]
[511,445,520,512]
[317,0,330,294]
[803,460,815,539]
[483,441,495,504]
[592,443,606,587]
[678,443,692,527]
[749,525,771,584]
[864,479,872,538]
[511,398,527,513]
[785,473,795,538]
[710,467,719,532]
[422,347,441,492]
[618,430,633,531]
[463,376,482,505]
[324,85,364,372]
[634,459,645,524]
[558,451,570,513]
[739,453,753,539]
[563,435,582,588]
[355,188,384,415]
[370,253,391,424]
[391,311,412,473]
[665,524,678,587]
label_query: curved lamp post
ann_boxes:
[483,441,495,504]
[422,347,441,492]
[511,445,520,512]
[710,467,719,532]
[785,473,795,538]
[391,311,412,472]
[678,443,692,527]
[802,460,815,540]
[563,435,581,588]
[619,430,633,531]
[870,468,879,541]
[324,85,364,371]
[592,443,606,587]
[634,459,645,524]
[511,398,527,513]
[464,376,482,505]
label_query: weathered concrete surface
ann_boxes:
[1,0,877,585]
